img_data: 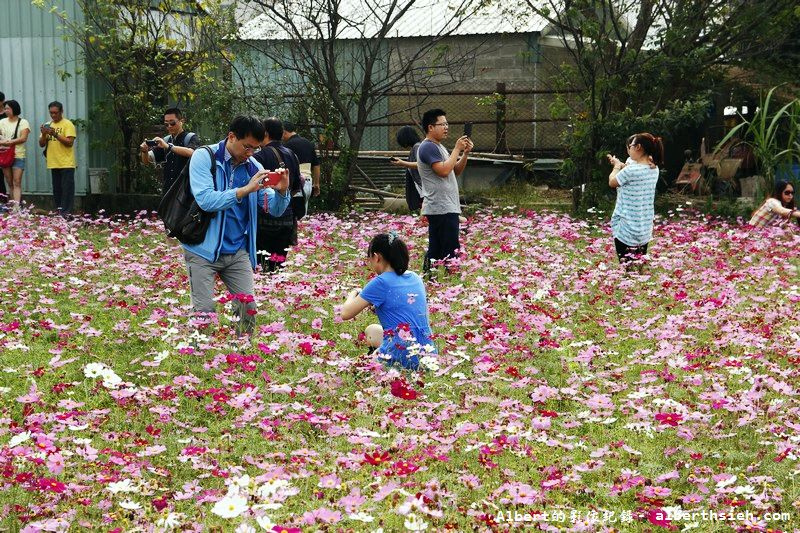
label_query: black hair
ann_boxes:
[48,101,63,112]
[772,179,796,209]
[368,233,409,275]
[164,107,183,119]
[229,115,265,143]
[421,108,446,134]
[396,125,421,148]
[4,100,21,116]
[282,120,296,133]
[0,92,6,102]
[263,117,284,141]
[627,132,665,167]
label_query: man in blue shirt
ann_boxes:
[183,116,291,335]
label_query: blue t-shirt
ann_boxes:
[360,271,436,369]
[220,159,252,254]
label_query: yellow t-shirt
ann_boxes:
[0,118,31,159]
[45,118,77,169]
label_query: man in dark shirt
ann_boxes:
[139,107,200,192]
[282,120,320,197]
[254,117,302,272]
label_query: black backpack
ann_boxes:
[265,145,306,220]
[157,146,216,244]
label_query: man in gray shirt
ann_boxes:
[416,108,473,270]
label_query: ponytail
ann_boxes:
[368,232,410,274]
[629,133,664,167]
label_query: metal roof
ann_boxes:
[237,1,548,41]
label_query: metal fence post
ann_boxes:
[495,82,507,153]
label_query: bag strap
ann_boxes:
[267,146,284,167]
[204,146,216,191]
[183,132,195,147]
[12,120,20,140]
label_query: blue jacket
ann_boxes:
[182,140,291,269]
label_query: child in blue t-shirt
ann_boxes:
[339,233,436,370]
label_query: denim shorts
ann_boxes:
[12,158,25,170]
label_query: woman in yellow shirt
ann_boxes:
[0,100,31,212]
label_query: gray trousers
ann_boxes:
[184,249,256,334]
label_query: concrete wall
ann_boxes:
[381,33,573,154]
[238,32,576,154]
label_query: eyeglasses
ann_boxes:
[241,142,258,152]
[784,190,794,196]
[433,122,449,127]
[164,120,179,126]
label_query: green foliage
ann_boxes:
[717,86,800,186]
[562,95,712,188]
[315,149,355,212]
[520,0,798,186]
[36,0,238,193]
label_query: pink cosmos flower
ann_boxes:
[273,526,302,533]
[654,412,683,426]
[317,474,342,489]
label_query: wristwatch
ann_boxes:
[167,143,174,152]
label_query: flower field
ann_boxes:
[1,208,799,532]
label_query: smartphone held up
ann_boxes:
[463,122,473,138]
[262,170,283,187]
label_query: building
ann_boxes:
[235,1,575,156]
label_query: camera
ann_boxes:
[145,139,159,147]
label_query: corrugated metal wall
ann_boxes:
[0,0,89,195]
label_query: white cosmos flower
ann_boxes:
[255,515,275,530]
[404,514,428,531]
[235,523,257,533]
[256,478,289,500]
[119,499,141,510]
[8,431,31,447]
[419,356,439,372]
[716,475,737,489]
[211,493,248,518]
[349,512,375,522]
[83,363,106,378]
[107,479,138,494]
[100,368,123,389]
[230,474,252,494]
[156,512,184,529]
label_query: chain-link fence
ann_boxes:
[282,85,574,157]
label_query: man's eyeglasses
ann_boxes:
[433,122,449,127]
[164,120,179,127]
[241,142,258,152]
